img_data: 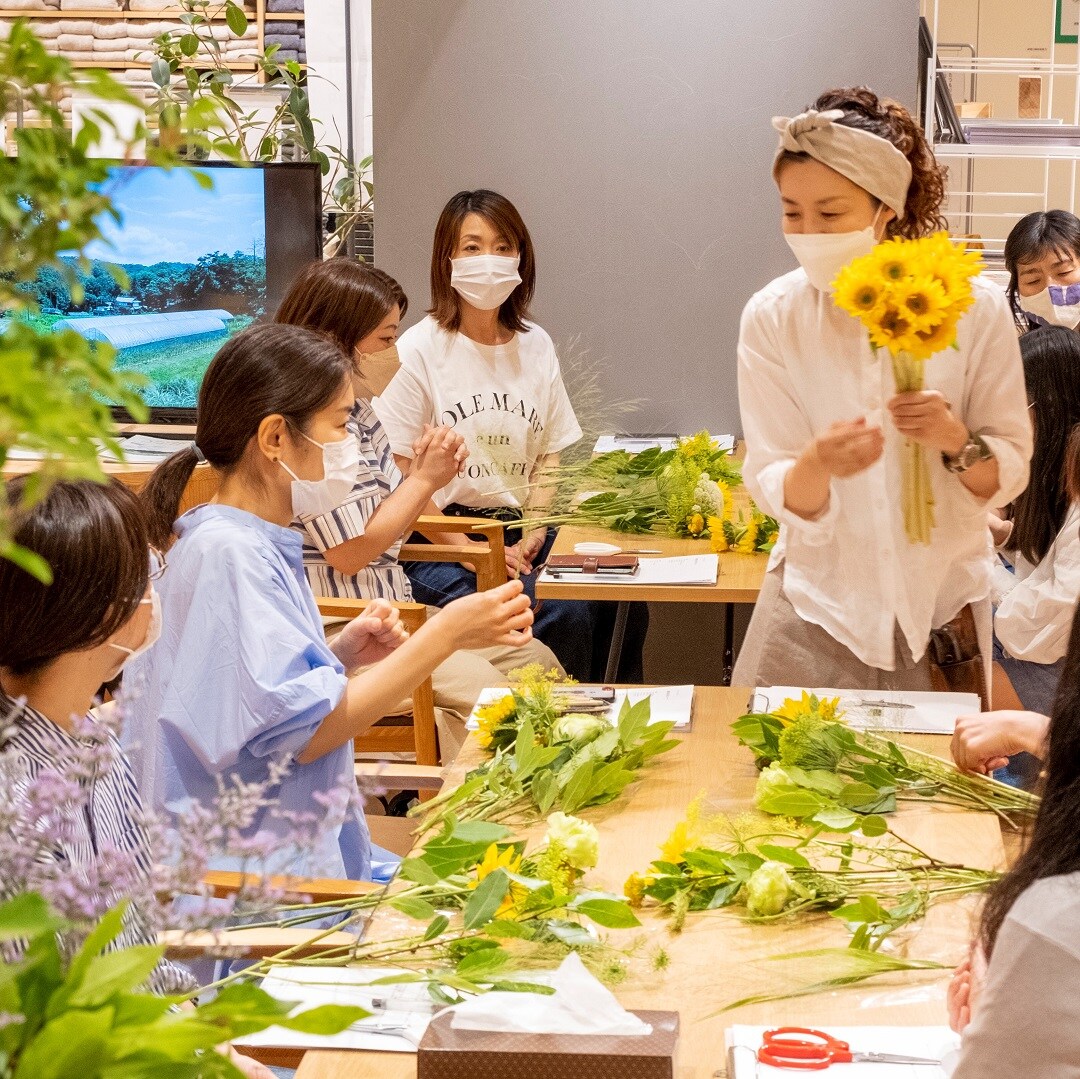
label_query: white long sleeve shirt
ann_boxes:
[738,269,1032,670]
[994,503,1080,664]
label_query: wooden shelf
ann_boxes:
[0,7,255,16]
[68,59,259,70]
[263,11,304,19]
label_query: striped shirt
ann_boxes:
[296,399,413,601]
[0,692,197,996]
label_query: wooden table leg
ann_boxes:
[722,602,735,686]
[603,601,631,682]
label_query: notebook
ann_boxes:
[752,687,981,735]
[539,554,719,587]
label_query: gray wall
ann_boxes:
[371,0,919,435]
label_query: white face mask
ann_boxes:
[354,344,401,398]
[450,254,522,311]
[279,431,360,519]
[110,588,162,661]
[784,207,884,293]
[1019,283,1080,329]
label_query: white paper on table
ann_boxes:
[236,966,436,1054]
[725,1025,959,1078]
[593,433,735,454]
[753,687,980,735]
[467,684,694,731]
[539,554,719,587]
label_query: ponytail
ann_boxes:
[141,445,200,549]
[139,322,351,546]
[811,86,948,239]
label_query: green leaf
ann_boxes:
[757,790,827,817]
[179,33,200,56]
[783,765,845,796]
[150,58,172,88]
[67,945,164,1008]
[226,1,249,36]
[463,869,509,930]
[423,915,450,941]
[49,901,129,1016]
[756,844,811,868]
[277,1003,371,1034]
[812,807,860,832]
[12,1005,113,1079]
[0,893,60,942]
[389,896,437,922]
[398,857,439,886]
[837,782,885,810]
[0,541,52,584]
[859,815,889,837]
[557,759,596,814]
[570,896,641,929]
[456,945,509,977]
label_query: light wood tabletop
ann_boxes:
[535,522,768,604]
[293,686,1004,1079]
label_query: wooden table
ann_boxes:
[295,687,1004,1079]
[536,523,768,683]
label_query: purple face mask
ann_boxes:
[1020,281,1080,329]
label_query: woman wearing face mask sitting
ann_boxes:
[0,478,274,1079]
[375,189,648,682]
[1004,209,1080,333]
[274,258,562,760]
[124,323,535,882]
[733,86,1032,694]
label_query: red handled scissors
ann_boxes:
[758,1027,941,1069]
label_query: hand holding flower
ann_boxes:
[887,390,968,455]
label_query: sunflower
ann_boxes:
[659,820,690,865]
[735,517,760,554]
[475,694,517,749]
[892,275,949,332]
[833,264,888,319]
[867,304,922,355]
[910,314,961,360]
[708,515,729,553]
[773,691,841,726]
[471,842,525,918]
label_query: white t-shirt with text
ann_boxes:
[374,315,582,509]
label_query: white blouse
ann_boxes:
[994,502,1080,665]
[738,269,1032,670]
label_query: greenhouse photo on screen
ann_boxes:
[29,165,268,409]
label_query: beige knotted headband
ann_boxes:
[771,108,912,219]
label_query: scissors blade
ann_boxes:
[855,1051,942,1065]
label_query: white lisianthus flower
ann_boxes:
[551,712,609,746]
[753,761,799,810]
[545,811,600,871]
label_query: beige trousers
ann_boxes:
[733,567,992,698]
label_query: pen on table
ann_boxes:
[858,699,915,710]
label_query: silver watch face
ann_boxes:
[958,440,982,469]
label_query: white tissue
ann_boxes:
[447,953,652,1036]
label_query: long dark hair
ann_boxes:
[980,597,1080,957]
[0,479,150,676]
[776,87,948,240]
[141,323,352,548]
[1005,325,1080,565]
[428,189,536,334]
[275,259,408,355]
[1004,210,1080,330]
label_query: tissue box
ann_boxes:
[417,1009,678,1079]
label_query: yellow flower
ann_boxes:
[687,512,706,536]
[910,314,960,358]
[833,265,887,320]
[892,275,949,331]
[677,431,714,461]
[471,843,524,918]
[624,871,653,907]
[475,694,516,749]
[708,515,729,552]
[735,518,760,554]
[773,691,841,726]
[867,304,923,356]
[659,820,690,864]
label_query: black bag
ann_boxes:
[928,604,987,710]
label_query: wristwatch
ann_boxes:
[942,431,993,474]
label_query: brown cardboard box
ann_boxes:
[417,1008,679,1079]
[957,101,993,118]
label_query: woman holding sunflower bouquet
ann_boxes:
[733,86,1032,695]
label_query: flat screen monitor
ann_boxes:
[22,160,323,424]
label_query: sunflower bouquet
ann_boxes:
[832,232,983,544]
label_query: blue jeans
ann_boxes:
[992,635,1057,789]
[404,524,647,682]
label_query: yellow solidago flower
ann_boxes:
[624,871,653,907]
[475,694,516,749]
[659,820,690,864]
[677,431,714,462]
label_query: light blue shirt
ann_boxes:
[123,503,370,881]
